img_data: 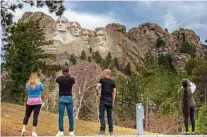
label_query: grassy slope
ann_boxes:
[1,103,158,136]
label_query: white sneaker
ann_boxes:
[32,132,37,137]
[56,131,64,137]
[21,129,26,136]
[69,131,75,136]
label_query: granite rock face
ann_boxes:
[19,12,206,71]
[18,12,207,116]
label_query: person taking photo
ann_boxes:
[178,79,196,135]
[56,66,75,136]
[21,73,44,137]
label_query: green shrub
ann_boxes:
[87,56,91,62]
[180,40,196,58]
[196,106,207,134]
[124,63,131,76]
[80,50,86,60]
[92,51,102,64]
[102,52,112,69]
[70,54,76,65]
[158,54,174,70]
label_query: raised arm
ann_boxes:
[189,82,196,94]
[56,71,63,83]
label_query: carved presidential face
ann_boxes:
[95,29,106,44]
[70,22,81,37]
[82,30,91,43]
[55,16,69,32]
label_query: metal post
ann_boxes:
[136,103,144,135]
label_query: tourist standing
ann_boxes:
[178,79,196,135]
[56,66,75,136]
[21,73,44,137]
[96,69,116,136]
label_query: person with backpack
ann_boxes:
[178,79,196,135]
[56,66,75,136]
[96,69,116,136]
[21,73,44,137]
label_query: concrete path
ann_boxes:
[2,135,207,137]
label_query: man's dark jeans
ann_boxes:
[58,96,74,132]
[99,100,113,132]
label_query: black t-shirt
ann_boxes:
[99,78,116,101]
[56,75,75,96]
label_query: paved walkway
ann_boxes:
[2,135,207,137]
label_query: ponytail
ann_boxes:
[182,80,189,117]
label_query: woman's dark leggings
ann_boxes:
[183,107,195,132]
[23,104,41,126]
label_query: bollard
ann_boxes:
[136,103,144,135]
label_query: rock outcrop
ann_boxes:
[18,12,207,116]
[19,12,206,71]
[19,11,55,31]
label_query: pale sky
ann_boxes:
[12,1,207,43]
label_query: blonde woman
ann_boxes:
[21,73,44,137]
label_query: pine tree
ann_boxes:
[101,59,106,69]
[89,47,93,54]
[102,52,112,69]
[64,62,69,66]
[180,40,196,58]
[80,50,86,60]
[70,54,77,65]
[191,59,207,106]
[92,51,102,64]
[1,21,57,103]
[124,63,131,76]
[112,57,119,70]
[87,56,91,62]
[192,46,196,58]
[106,52,112,64]
[158,54,174,70]
[128,74,141,105]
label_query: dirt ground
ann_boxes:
[1,102,158,136]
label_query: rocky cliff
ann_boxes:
[19,12,206,71]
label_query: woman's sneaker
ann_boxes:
[184,132,190,135]
[69,131,75,136]
[56,131,64,137]
[32,132,37,137]
[21,129,26,136]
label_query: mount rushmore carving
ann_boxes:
[19,11,206,71]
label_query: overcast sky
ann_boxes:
[13,1,207,43]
